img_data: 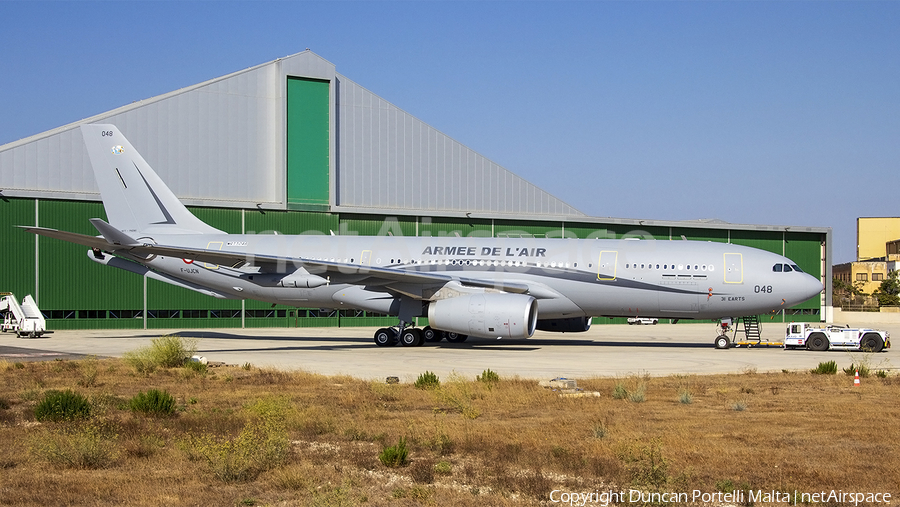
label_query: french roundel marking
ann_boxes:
[183,258,194,264]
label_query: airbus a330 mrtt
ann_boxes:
[24,124,824,347]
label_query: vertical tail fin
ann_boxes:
[80,124,221,235]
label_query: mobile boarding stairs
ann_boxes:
[0,293,46,338]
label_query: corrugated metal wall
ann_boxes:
[0,59,282,208]
[334,75,584,217]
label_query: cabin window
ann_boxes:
[791,264,803,273]
[773,264,783,272]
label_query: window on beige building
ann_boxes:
[873,273,884,281]
[857,273,868,282]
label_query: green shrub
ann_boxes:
[476,369,500,384]
[124,335,197,374]
[414,371,440,390]
[844,363,870,378]
[876,370,888,378]
[811,360,838,375]
[678,389,693,404]
[34,390,91,422]
[379,437,409,468]
[612,382,628,399]
[129,389,177,417]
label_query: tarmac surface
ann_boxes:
[2,320,896,381]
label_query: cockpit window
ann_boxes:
[774,263,803,273]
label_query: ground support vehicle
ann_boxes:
[627,317,658,325]
[784,322,890,352]
[0,293,46,338]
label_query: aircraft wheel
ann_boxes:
[714,335,731,350]
[445,332,468,343]
[806,332,829,351]
[860,333,884,353]
[423,326,442,342]
[374,328,397,347]
[400,328,424,347]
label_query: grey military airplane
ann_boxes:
[24,124,824,347]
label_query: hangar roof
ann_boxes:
[0,51,583,218]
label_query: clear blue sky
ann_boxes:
[2,1,898,263]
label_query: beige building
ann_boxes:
[834,218,900,302]
[858,217,900,261]
[833,260,888,295]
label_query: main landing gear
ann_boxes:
[373,325,469,347]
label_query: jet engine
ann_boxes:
[535,316,592,333]
[427,293,538,339]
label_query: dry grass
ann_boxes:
[0,358,898,506]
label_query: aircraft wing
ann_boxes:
[22,225,532,296]
[300,258,532,295]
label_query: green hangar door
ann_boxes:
[286,77,330,208]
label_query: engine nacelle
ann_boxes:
[427,293,538,339]
[536,316,592,333]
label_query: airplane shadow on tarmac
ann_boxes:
[176,332,715,354]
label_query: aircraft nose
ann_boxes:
[802,273,824,300]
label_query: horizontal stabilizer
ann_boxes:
[90,218,140,246]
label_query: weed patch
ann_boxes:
[29,420,120,469]
[182,416,289,482]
